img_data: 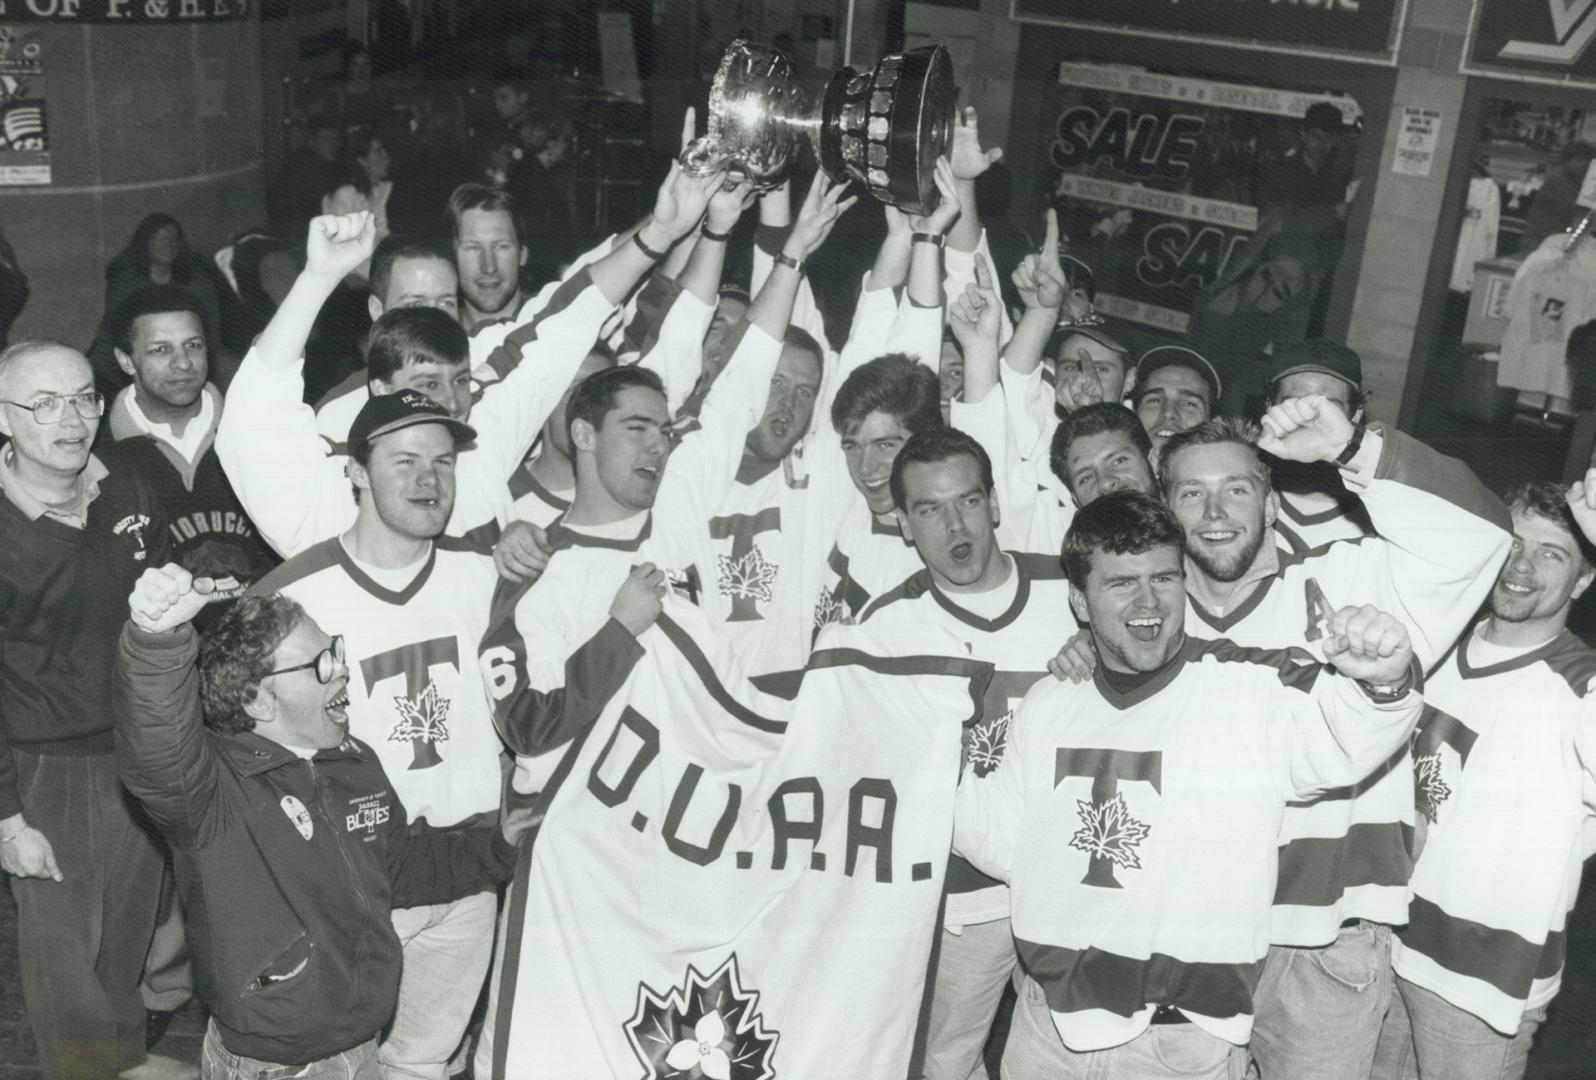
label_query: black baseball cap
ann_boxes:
[348,390,476,456]
[1268,339,1363,390]
[1134,345,1222,404]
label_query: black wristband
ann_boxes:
[632,231,668,261]
[700,224,733,242]
[1333,422,1367,468]
[912,232,946,248]
[773,251,803,274]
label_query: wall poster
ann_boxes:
[0,26,47,185]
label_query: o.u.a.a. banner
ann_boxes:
[480,597,992,1079]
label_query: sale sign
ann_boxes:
[1047,63,1361,334]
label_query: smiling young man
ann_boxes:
[1130,345,1222,454]
[114,563,524,1080]
[954,491,1424,1079]
[1148,404,1510,1080]
[1048,402,1156,508]
[1380,480,1596,1080]
[244,390,511,1080]
[857,427,1076,1080]
[108,285,277,610]
[450,184,527,333]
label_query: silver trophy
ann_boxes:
[681,39,956,215]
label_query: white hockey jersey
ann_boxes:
[1184,428,1509,947]
[861,552,1078,928]
[1391,626,1596,1035]
[953,636,1421,1052]
[693,286,943,679]
[250,537,503,828]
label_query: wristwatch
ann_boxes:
[1357,673,1411,704]
[1334,423,1367,468]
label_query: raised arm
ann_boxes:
[114,566,224,849]
[215,214,374,557]
[1260,396,1512,668]
[1268,605,1421,800]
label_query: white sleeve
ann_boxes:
[637,287,714,418]
[1339,429,1513,669]
[650,322,783,567]
[1269,665,1421,802]
[885,296,945,375]
[823,282,900,416]
[950,384,1033,551]
[468,270,618,478]
[998,355,1054,465]
[952,691,1032,883]
[215,347,357,559]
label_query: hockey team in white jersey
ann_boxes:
[99,103,1596,1080]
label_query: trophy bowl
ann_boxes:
[680,41,814,187]
[681,40,956,215]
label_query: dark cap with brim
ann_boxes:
[1056,325,1129,356]
[1134,345,1222,403]
[1267,339,1363,390]
[349,390,476,456]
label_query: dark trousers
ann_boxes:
[10,749,164,1080]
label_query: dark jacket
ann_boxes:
[113,623,514,1066]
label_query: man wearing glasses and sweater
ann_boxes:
[0,339,186,1080]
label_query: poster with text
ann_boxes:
[1046,63,1361,341]
[0,27,48,185]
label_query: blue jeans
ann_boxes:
[201,1020,378,1080]
[1385,976,1545,1080]
[1250,921,1394,1080]
[378,890,497,1080]
[920,918,1016,1080]
[1000,976,1248,1080]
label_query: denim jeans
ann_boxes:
[920,918,1017,1080]
[1387,976,1546,1080]
[201,1020,379,1080]
[1000,976,1248,1080]
[1250,921,1394,1080]
[378,890,497,1080]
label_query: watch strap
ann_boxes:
[1333,423,1367,468]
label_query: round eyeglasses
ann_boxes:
[265,635,346,685]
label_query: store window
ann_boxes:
[1043,62,1365,413]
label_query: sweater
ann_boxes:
[0,440,171,817]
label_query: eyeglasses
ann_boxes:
[0,392,105,424]
[265,635,345,685]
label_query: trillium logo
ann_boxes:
[1500,0,1596,64]
[623,954,779,1079]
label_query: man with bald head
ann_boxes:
[0,340,184,1080]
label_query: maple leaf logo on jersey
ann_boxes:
[623,954,779,1080]
[1069,792,1150,871]
[967,712,1011,778]
[391,681,450,745]
[811,590,847,632]
[1413,752,1451,824]
[718,546,778,606]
